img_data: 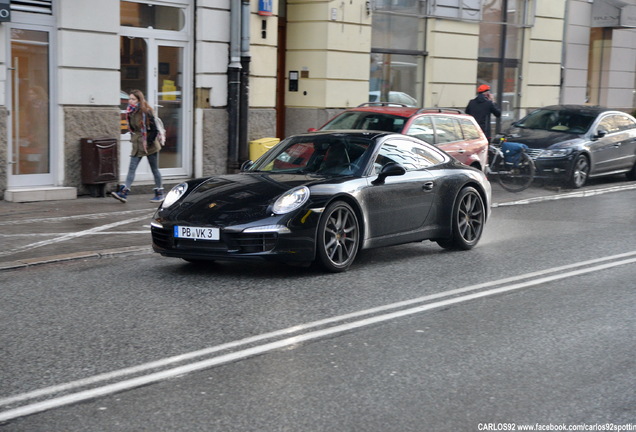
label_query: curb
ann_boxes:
[0,246,152,272]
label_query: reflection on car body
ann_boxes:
[151,131,491,272]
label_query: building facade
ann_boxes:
[0,0,634,201]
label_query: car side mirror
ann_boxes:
[240,160,254,171]
[594,129,608,139]
[372,162,406,185]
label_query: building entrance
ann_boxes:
[7,25,55,188]
[119,1,192,183]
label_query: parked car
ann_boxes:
[314,104,490,172]
[502,105,636,188]
[368,91,418,106]
[151,131,491,272]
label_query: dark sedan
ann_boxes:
[503,105,636,188]
[151,131,491,272]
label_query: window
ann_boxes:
[375,139,444,171]
[614,114,636,131]
[433,117,462,143]
[121,1,185,31]
[459,118,482,140]
[598,116,621,134]
[477,0,531,129]
[321,112,405,133]
[370,1,426,106]
[406,116,435,143]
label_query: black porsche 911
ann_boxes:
[151,131,491,272]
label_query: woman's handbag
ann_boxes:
[154,115,166,147]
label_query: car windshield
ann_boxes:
[516,109,596,134]
[247,135,372,176]
[321,112,406,133]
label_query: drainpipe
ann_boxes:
[239,0,251,162]
[228,1,242,171]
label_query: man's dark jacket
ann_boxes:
[465,93,501,139]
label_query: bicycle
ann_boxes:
[486,139,536,192]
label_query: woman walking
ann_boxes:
[112,89,164,203]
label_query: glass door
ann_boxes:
[119,36,190,181]
[156,42,185,172]
[8,26,54,187]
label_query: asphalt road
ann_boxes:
[1,181,635,431]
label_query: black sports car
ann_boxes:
[151,131,491,272]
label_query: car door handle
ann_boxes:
[422,181,434,191]
[456,149,466,154]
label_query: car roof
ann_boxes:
[342,104,469,119]
[536,105,611,115]
[298,130,395,139]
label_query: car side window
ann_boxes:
[405,116,435,143]
[458,118,481,140]
[598,116,620,134]
[433,116,463,143]
[614,114,636,131]
[374,139,444,173]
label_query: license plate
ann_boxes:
[174,226,220,241]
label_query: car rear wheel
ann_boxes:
[437,186,485,250]
[316,201,360,272]
[569,154,589,189]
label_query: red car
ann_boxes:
[314,103,489,172]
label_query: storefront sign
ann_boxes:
[621,5,636,27]
[592,0,636,28]
[0,0,11,22]
[258,0,273,16]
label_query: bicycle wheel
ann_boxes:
[497,153,536,192]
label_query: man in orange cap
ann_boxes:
[465,84,501,140]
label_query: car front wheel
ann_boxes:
[316,201,360,272]
[437,186,485,250]
[569,154,589,189]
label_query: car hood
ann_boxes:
[159,173,334,227]
[505,127,585,149]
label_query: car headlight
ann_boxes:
[539,148,573,158]
[161,182,188,209]
[272,186,310,214]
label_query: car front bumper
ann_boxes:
[151,222,318,264]
[532,155,574,180]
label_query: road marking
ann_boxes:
[0,209,152,226]
[0,216,151,257]
[0,231,149,238]
[1,251,635,423]
[492,183,636,207]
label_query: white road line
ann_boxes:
[492,183,636,207]
[0,216,151,257]
[0,231,149,238]
[0,209,153,226]
[1,251,635,423]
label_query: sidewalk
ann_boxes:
[1,179,634,271]
[0,192,159,271]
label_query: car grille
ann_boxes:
[152,226,172,250]
[525,148,543,159]
[152,227,278,254]
[233,233,278,253]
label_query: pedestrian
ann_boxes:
[465,84,501,141]
[111,89,164,204]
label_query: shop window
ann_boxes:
[370,1,426,106]
[121,1,185,31]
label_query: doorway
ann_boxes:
[7,26,55,187]
[120,36,190,181]
[119,0,192,183]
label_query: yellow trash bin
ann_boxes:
[249,137,280,161]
